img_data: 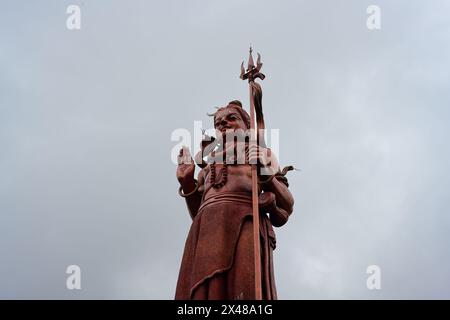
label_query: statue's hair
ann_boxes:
[228,100,242,107]
[207,100,250,129]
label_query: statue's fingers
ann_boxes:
[178,152,189,165]
[258,153,268,164]
[181,149,189,161]
[255,152,264,162]
[184,152,192,164]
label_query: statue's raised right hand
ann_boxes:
[176,146,195,186]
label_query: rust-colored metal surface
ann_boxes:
[175,49,294,300]
[242,47,265,300]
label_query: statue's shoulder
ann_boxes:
[200,165,210,174]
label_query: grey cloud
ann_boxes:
[1,0,450,299]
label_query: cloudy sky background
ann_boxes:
[1,0,450,299]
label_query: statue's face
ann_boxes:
[214,108,248,134]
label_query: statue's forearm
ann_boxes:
[181,180,202,219]
[185,195,201,219]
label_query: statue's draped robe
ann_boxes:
[175,191,278,300]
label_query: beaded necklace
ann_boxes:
[209,163,228,188]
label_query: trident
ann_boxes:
[240,47,265,300]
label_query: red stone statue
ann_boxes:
[175,49,294,300]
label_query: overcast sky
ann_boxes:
[1,0,450,299]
